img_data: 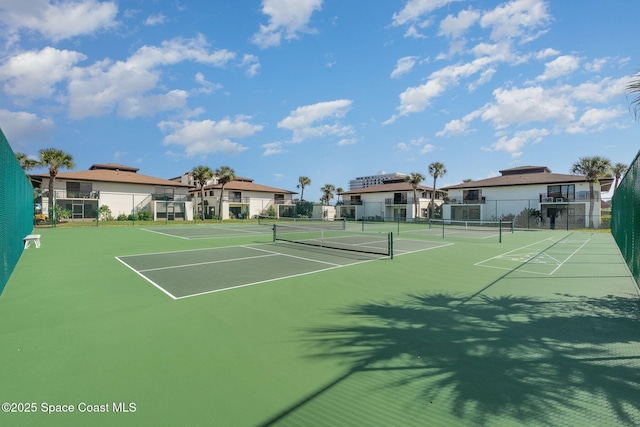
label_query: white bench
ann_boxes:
[24,234,41,249]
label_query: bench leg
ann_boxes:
[24,240,30,249]
[35,239,40,249]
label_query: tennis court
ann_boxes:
[1,225,639,427]
[117,235,450,299]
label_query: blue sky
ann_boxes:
[1,0,638,202]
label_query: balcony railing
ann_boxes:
[539,192,601,202]
[50,190,99,199]
[153,194,191,201]
[385,198,414,205]
[343,200,363,205]
[445,197,485,204]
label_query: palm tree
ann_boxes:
[214,166,235,221]
[627,70,640,121]
[571,156,611,228]
[404,172,425,219]
[335,187,344,205]
[192,165,213,220]
[320,184,336,205]
[297,176,311,201]
[39,148,74,221]
[15,152,39,171]
[428,162,447,218]
[610,162,628,191]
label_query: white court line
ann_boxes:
[242,245,343,267]
[175,262,358,300]
[475,237,558,266]
[115,256,178,300]
[118,239,453,300]
[140,228,190,240]
[138,253,280,273]
[548,237,591,275]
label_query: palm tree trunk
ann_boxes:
[430,176,437,218]
[48,173,56,222]
[588,181,595,228]
[200,187,205,220]
[218,185,225,221]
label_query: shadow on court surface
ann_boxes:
[262,291,640,426]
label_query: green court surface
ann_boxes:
[1,224,639,426]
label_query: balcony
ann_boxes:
[385,197,415,205]
[343,200,363,206]
[51,190,99,199]
[445,197,485,204]
[153,194,191,201]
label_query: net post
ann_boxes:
[389,232,393,260]
[499,220,502,243]
[442,218,445,239]
[272,224,276,242]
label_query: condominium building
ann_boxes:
[348,172,406,190]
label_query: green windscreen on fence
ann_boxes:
[611,149,640,287]
[0,128,34,295]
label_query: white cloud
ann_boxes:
[535,48,560,59]
[578,108,623,127]
[159,116,262,156]
[0,0,118,42]
[0,109,55,151]
[404,25,427,39]
[388,56,497,122]
[240,54,261,78]
[481,86,576,128]
[392,0,459,26]
[395,142,411,151]
[262,142,286,156]
[144,14,167,26]
[566,107,625,134]
[194,73,223,94]
[439,8,480,39]
[436,119,469,137]
[420,143,435,154]
[489,128,550,157]
[278,99,353,142]
[585,58,608,73]
[479,0,550,43]
[537,55,580,81]
[118,90,188,118]
[569,76,627,104]
[0,47,86,100]
[391,56,418,79]
[252,0,323,48]
[337,138,357,146]
[67,36,236,118]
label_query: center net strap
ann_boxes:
[273,224,392,257]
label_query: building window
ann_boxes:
[463,189,481,202]
[66,182,93,198]
[155,187,174,200]
[547,185,575,201]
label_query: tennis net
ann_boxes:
[273,224,393,257]
[429,219,513,242]
[258,215,346,230]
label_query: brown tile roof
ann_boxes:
[443,172,614,191]
[193,180,296,194]
[340,182,436,195]
[33,169,191,187]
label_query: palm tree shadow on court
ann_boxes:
[262,292,640,426]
